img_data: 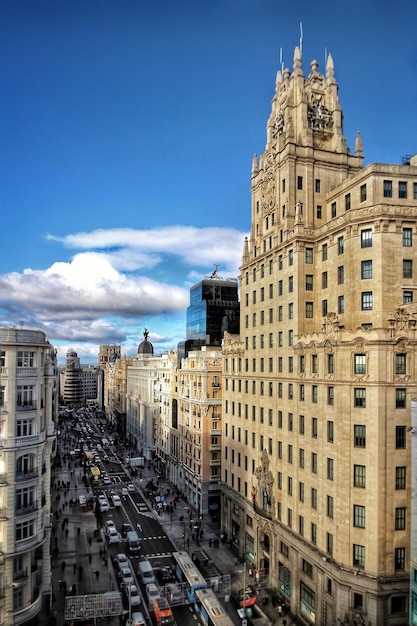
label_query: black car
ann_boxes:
[121,523,133,538]
[155,567,175,585]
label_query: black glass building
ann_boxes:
[178,276,240,360]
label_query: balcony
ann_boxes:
[16,502,38,516]
[16,471,39,481]
[210,444,221,451]
[212,382,221,388]
[254,502,272,520]
[16,402,37,412]
[210,459,221,467]
[3,432,47,449]
[211,429,222,436]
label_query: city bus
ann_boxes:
[195,588,234,626]
[172,551,207,602]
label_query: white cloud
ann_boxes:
[0,225,246,357]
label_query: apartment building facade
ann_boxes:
[222,47,417,625]
[0,328,57,624]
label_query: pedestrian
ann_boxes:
[61,561,66,571]
[282,620,287,626]
[95,570,99,580]
[88,554,92,564]
[77,527,81,536]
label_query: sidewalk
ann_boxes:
[35,458,121,626]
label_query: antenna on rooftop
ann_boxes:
[280,47,284,73]
[299,22,303,54]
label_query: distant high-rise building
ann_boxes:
[222,46,417,625]
[0,328,57,623]
[178,269,240,360]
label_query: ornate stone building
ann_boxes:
[222,47,417,625]
[0,328,57,624]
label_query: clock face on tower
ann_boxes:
[271,111,284,138]
[308,101,333,131]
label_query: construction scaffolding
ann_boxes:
[64,591,122,621]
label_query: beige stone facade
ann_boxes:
[222,48,417,625]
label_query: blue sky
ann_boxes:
[0,0,416,364]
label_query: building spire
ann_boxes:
[242,236,249,265]
[251,154,259,178]
[354,131,364,158]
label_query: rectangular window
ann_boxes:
[311,523,317,545]
[327,533,333,557]
[331,202,337,218]
[403,259,413,278]
[395,507,406,530]
[278,280,283,296]
[288,276,293,292]
[16,385,35,408]
[299,414,305,435]
[299,384,305,401]
[396,426,406,449]
[353,544,365,569]
[322,299,328,316]
[306,275,313,291]
[353,505,366,528]
[322,243,328,261]
[17,351,35,367]
[299,448,305,468]
[354,464,366,488]
[327,420,334,443]
[312,355,318,374]
[305,302,314,318]
[354,388,366,408]
[327,495,333,518]
[337,266,344,284]
[396,388,406,409]
[361,229,372,248]
[311,417,318,438]
[361,291,373,310]
[299,515,304,536]
[315,179,321,193]
[403,291,413,303]
[288,303,293,319]
[297,176,303,190]
[311,453,317,474]
[317,205,322,218]
[289,249,293,266]
[396,354,406,375]
[288,476,293,495]
[327,354,334,374]
[305,248,313,264]
[361,260,372,279]
[399,181,407,198]
[345,193,351,211]
[312,385,318,403]
[395,547,405,570]
[360,184,367,202]
[311,488,317,509]
[354,425,366,447]
[338,295,344,314]
[288,357,293,372]
[327,386,334,405]
[338,236,344,254]
[403,227,412,247]
[383,180,392,198]
[354,354,366,374]
[396,466,406,490]
[322,271,328,288]
[327,458,334,480]
[302,559,313,577]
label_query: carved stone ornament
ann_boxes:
[261,153,276,213]
[254,449,275,509]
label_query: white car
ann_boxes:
[120,566,134,586]
[121,487,129,496]
[146,583,161,603]
[131,611,146,626]
[115,553,129,568]
[103,476,111,485]
[128,483,135,492]
[105,519,115,530]
[112,494,122,507]
[125,584,141,606]
[107,527,121,544]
